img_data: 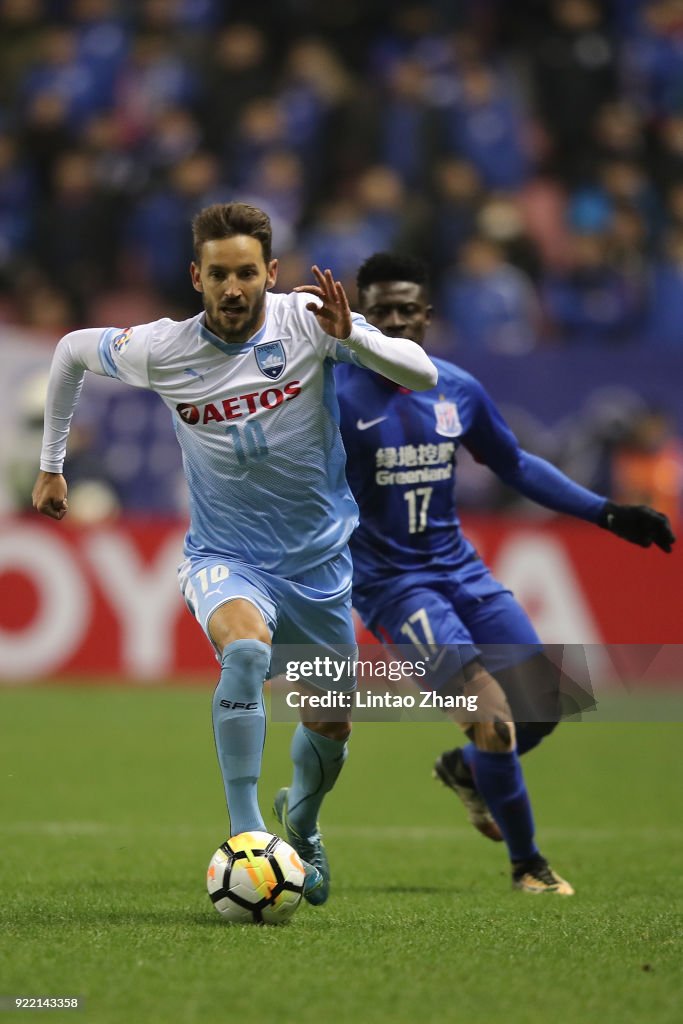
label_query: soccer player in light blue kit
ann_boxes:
[32,205,438,905]
[337,253,675,894]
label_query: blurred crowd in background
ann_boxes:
[1,0,682,522]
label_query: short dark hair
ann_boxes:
[192,202,273,262]
[356,252,430,293]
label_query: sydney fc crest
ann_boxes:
[434,399,462,437]
[254,340,286,380]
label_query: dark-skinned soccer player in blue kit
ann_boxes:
[336,253,675,895]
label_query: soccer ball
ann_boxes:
[206,831,306,924]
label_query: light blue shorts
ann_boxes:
[178,547,357,688]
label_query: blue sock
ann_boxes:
[286,724,348,838]
[462,743,538,862]
[212,639,271,836]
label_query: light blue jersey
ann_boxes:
[40,288,436,655]
[94,294,374,575]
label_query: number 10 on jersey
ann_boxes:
[225,421,270,464]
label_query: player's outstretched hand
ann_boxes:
[599,501,676,553]
[32,471,68,521]
[294,266,353,341]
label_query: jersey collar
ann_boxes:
[198,308,269,355]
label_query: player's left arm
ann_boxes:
[464,378,676,554]
[294,266,438,391]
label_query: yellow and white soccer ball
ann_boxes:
[206,831,306,924]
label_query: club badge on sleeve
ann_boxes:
[434,398,462,437]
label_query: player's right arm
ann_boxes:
[32,325,151,521]
[462,372,676,553]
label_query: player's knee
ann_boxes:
[303,719,352,743]
[209,599,271,650]
[216,639,271,704]
[473,718,516,753]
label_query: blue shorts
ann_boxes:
[178,548,357,687]
[354,558,542,684]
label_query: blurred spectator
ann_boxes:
[370,3,455,82]
[611,407,683,525]
[278,38,358,194]
[428,157,482,271]
[354,164,428,255]
[621,0,683,117]
[125,151,225,314]
[665,180,683,234]
[591,100,646,169]
[13,275,77,335]
[70,0,129,101]
[81,111,145,196]
[653,114,683,190]
[531,0,617,182]
[33,148,121,319]
[302,195,393,283]
[0,0,45,106]
[443,60,530,189]
[598,159,660,230]
[646,228,683,348]
[1,1,683,352]
[138,104,204,177]
[17,91,73,195]
[557,387,650,497]
[374,57,440,190]
[228,97,289,189]
[202,24,274,156]
[607,203,650,282]
[0,134,35,279]
[114,32,198,145]
[441,235,540,354]
[516,177,571,272]
[239,149,305,254]
[19,25,112,130]
[542,231,644,345]
[477,193,542,281]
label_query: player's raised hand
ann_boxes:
[294,266,353,340]
[599,501,676,553]
[32,471,69,521]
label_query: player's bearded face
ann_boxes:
[191,235,278,344]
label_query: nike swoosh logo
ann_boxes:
[356,416,388,430]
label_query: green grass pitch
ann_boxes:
[1,686,681,1024]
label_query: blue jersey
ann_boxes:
[336,356,606,594]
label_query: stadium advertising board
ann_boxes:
[0,517,680,682]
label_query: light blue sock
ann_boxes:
[212,639,271,836]
[287,724,348,838]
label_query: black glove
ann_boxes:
[598,501,676,553]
